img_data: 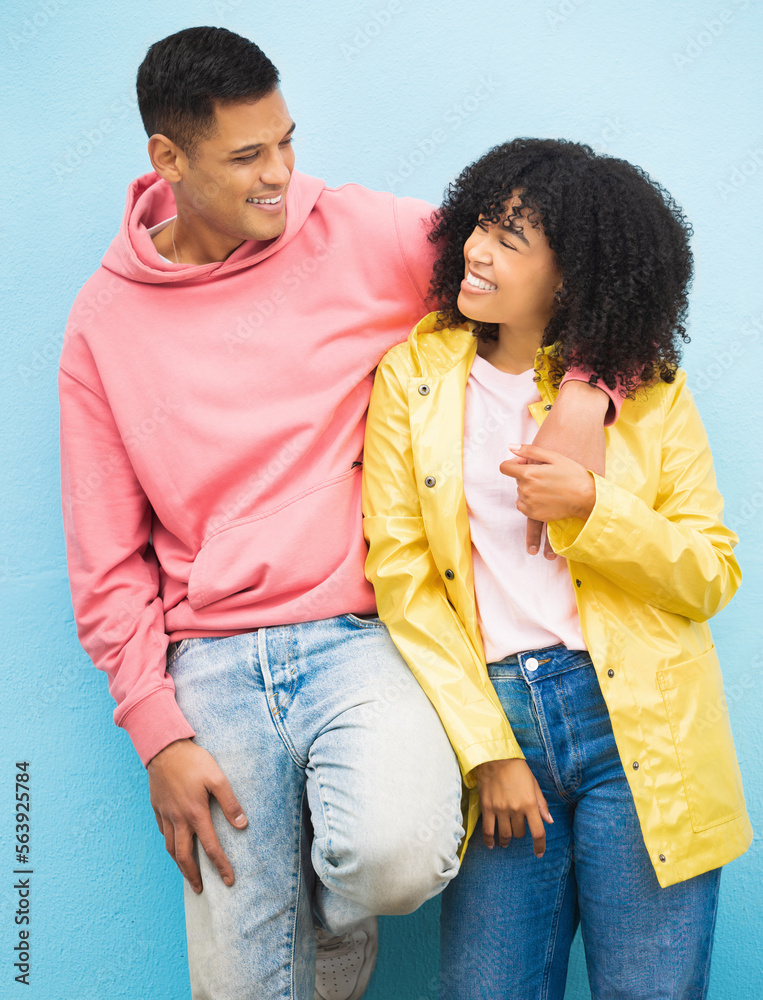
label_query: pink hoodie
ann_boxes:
[60,170,436,765]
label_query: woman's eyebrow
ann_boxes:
[502,220,530,246]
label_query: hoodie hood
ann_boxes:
[102,169,326,285]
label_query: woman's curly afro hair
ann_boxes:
[428,138,693,394]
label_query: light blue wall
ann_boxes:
[2,0,761,996]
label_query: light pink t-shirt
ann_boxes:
[463,354,587,662]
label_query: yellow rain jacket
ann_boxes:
[362,313,751,888]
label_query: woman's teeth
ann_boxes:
[466,272,497,291]
[247,195,282,204]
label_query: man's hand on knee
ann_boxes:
[147,739,248,893]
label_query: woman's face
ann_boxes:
[457,198,562,340]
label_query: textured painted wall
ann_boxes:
[1,0,760,997]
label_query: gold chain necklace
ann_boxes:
[171,218,180,264]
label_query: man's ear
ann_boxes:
[148,134,185,183]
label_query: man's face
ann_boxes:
[175,89,295,246]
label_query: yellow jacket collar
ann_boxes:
[407,311,560,407]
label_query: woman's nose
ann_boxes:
[467,238,491,263]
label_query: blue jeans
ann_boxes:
[440,646,721,1000]
[167,615,463,1000]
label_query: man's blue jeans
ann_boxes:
[440,646,721,1000]
[167,615,463,1000]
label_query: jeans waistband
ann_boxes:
[488,644,592,682]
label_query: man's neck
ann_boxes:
[151,215,245,266]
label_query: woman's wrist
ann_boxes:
[570,469,596,521]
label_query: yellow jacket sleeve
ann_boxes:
[548,375,741,621]
[362,353,522,784]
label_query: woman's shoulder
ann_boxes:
[621,367,690,413]
[610,367,708,438]
[378,311,476,378]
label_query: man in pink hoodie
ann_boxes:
[60,26,615,1000]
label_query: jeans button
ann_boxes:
[607,668,615,678]
[632,761,639,770]
[525,657,539,672]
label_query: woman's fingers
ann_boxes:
[525,807,547,858]
[510,812,526,841]
[501,449,596,522]
[474,759,552,859]
[496,808,513,849]
[536,785,554,825]
[481,805,496,849]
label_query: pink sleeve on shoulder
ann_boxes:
[560,368,625,426]
[392,196,438,307]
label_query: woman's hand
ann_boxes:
[474,758,553,857]
[501,444,596,525]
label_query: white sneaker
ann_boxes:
[314,916,378,1000]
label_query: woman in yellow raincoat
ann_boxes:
[362,139,751,999]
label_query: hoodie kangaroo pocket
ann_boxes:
[657,646,746,833]
[187,467,361,611]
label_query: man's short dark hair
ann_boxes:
[137,26,280,159]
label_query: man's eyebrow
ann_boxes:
[229,121,296,155]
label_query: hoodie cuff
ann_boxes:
[561,369,624,426]
[119,687,196,767]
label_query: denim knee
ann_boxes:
[328,813,462,915]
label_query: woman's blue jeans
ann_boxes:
[440,646,721,1000]
[166,615,463,1000]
